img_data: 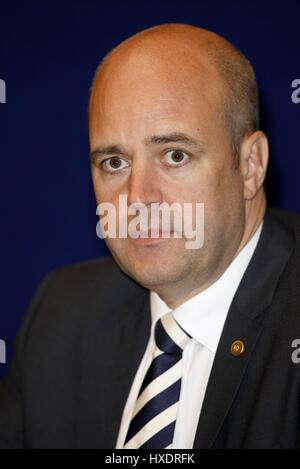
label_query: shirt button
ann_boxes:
[231,340,245,356]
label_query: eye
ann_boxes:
[101,157,130,173]
[163,149,190,167]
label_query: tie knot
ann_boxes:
[154,312,191,355]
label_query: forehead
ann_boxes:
[89,48,223,143]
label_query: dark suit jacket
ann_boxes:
[0,207,300,449]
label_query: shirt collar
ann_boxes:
[150,220,264,353]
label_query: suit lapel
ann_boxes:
[193,208,295,448]
[106,292,151,448]
[77,272,151,448]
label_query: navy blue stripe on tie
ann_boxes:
[138,353,181,396]
[155,318,184,355]
[139,421,176,449]
[125,379,181,444]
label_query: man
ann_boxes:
[0,23,299,449]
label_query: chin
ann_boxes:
[125,261,182,290]
[109,242,192,287]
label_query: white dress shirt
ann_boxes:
[116,221,263,449]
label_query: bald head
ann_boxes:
[89,23,259,165]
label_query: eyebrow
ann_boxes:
[143,132,204,149]
[90,132,205,160]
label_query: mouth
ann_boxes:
[128,230,174,247]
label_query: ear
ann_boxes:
[239,130,269,201]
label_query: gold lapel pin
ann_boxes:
[231,340,245,357]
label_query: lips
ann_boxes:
[129,229,173,239]
[127,229,174,247]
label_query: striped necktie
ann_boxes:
[123,311,191,449]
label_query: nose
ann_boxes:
[127,160,162,207]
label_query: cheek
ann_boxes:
[92,172,116,204]
[209,173,244,231]
[190,163,243,225]
[208,156,241,198]
[91,171,102,199]
[93,171,130,205]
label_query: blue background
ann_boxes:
[0,0,299,378]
